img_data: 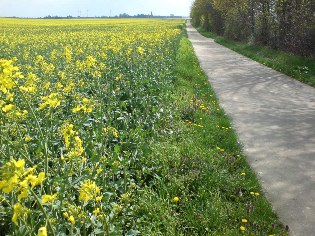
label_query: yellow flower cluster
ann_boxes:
[72,97,94,113]
[0,158,45,225]
[103,126,119,138]
[0,58,23,94]
[42,193,57,204]
[39,92,62,110]
[0,159,44,194]
[12,202,29,226]
[78,180,102,202]
[61,123,84,159]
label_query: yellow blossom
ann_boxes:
[63,212,69,218]
[18,179,29,200]
[173,196,179,203]
[0,175,18,193]
[42,193,57,204]
[0,158,25,193]
[72,106,82,113]
[96,196,103,202]
[96,168,103,174]
[68,215,75,224]
[37,226,47,236]
[240,226,246,231]
[93,208,100,215]
[78,180,101,202]
[242,218,248,223]
[12,202,28,226]
[103,126,119,138]
[27,172,45,188]
[2,104,14,113]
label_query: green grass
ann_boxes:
[195,27,315,88]
[140,35,289,235]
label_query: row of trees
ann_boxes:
[191,0,315,56]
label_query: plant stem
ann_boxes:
[30,188,56,236]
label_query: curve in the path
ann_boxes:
[186,22,315,236]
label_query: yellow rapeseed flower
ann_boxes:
[93,208,100,215]
[0,158,25,193]
[37,226,47,236]
[78,180,101,202]
[26,172,45,188]
[17,179,29,200]
[12,202,28,226]
[96,195,103,202]
[68,215,75,224]
[103,126,119,138]
[42,193,57,204]
[2,104,14,113]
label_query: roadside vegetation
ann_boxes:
[0,18,288,235]
[195,27,315,87]
[155,35,289,235]
[190,0,315,87]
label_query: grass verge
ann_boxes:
[195,26,315,88]
[140,35,289,235]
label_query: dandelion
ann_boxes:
[241,172,246,176]
[240,226,246,231]
[242,218,248,223]
[173,196,179,203]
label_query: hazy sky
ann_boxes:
[0,0,193,18]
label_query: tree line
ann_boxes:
[191,0,315,56]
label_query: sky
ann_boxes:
[0,0,193,18]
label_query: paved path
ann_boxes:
[187,22,315,236]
